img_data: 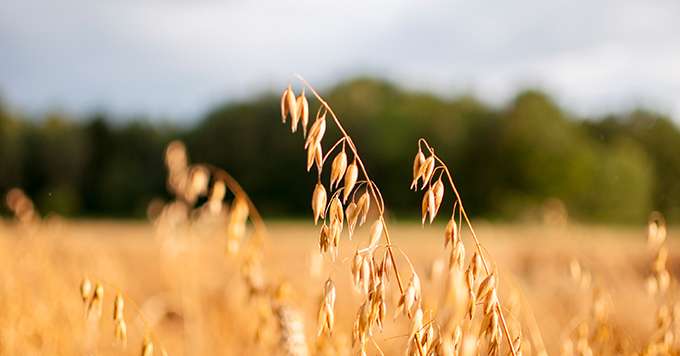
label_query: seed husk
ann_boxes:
[296,90,309,136]
[330,150,348,189]
[343,161,359,203]
[357,191,370,226]
[411,150,426,189]
[312,183,327,225]
[280,85,297,124]
[368,219,383,250]
[419,156,435,189]
[431,178,444,219]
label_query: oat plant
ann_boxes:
[279,77,520,355]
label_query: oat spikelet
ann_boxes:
[300,91,310,137]
[483,288,498,315]
[471,252,483,279]
[328,220,342,258]
[419,156,435,189]
[646,211,672,297]
[356,191,370,226]
[444,218,458,248]
[647,211,667,248]
[513,334,523,356]
[312,183,327,225]
[352,300,371,353]
[436,334,455,356]
[343,160,359,203]
[141,336,154,356]
[431,178,444,218]
[351,251,363,288]
[317,279,336,336]
[227,196,250,254]
[407,308,424,354]
[411,149,426,190]
[397,272,421,317]
[113,293,124,321]
[318,224,330,254]
[330,149,348,189]
[294,89,309,135]
[208,180,226,214]
[314,143,323,172]
[450,238,466,271]
[477,273,496,302]
[185,165,210,203]
[422,188,434,225]
[115,319,128,348]
[275,304,309,356]
[6,187,37,223]
[80,277,93,303]
[281,85,297,124]
[350,250,375,295]
[367,219,383,250]
[346,202,359,240]
[329,196,344,225]
[306,142,317,172]
[88,283,105,319]
[305,112,326,150]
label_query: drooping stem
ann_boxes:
[296,75,405,296]
[418,138,517,356]
[204,164,268,246]
[321,137,348,164]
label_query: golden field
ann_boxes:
[0,219,677,355]
[0,86,677,356]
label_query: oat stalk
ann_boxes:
[203,163,268,244]
[417,138,517,356]
[295,75,407,296]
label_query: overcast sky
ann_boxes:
[1,0,679,122]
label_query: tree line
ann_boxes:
[1,78,678,223]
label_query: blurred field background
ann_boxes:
[1,219,677,355]
[1,80,679,223]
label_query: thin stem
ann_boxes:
[370,181,386,214]
[322,137,347,164]
[417,138,428,153]
[419,139,517,356]
[204,164,268,245]
[296,75,406,296]
[432,166,446,182]
[370,337,387,356]
[323,187,345,218]
[350,181,369,202]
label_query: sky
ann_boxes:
[1,0,679,122]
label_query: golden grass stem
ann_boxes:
[295,75,406,297]
[204,164,268,245]
[417,138,517,356]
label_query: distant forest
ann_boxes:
[1,78,679,223]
